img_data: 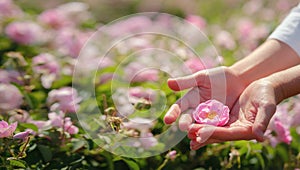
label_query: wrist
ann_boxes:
[262,75,285,104]
[228,65,249,88]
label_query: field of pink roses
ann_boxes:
[1,0,300,169]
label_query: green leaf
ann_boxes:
[19,123,39,132]
[72,139,86,152]
[255,153,265,169]
[23,92,38,109]
[9,159,26,168]
[38,145,52,162]
[100,151,114,170]
[51,75,72,88]
[122,158,140,170]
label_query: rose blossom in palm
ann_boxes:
[192,99,229,126]
[0,121,17,138]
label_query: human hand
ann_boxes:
[164,66,246,130]
[187,79,278,150]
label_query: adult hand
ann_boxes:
[164,66,246,130]
[187,79,277,150]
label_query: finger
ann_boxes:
[190,138,223,150]
[252,105,276,142]
[178,111,194,131]
[188,124,203,139]
[167,71,207,91]
[164,88,201,124]
[188,124,256,142]
[164,104,181,124]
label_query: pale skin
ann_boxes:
[164,39,300,150]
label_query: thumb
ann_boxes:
[252,104,276,142]
[168,71,207,91]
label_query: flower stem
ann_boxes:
[157,158,169,170]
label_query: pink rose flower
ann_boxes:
[5,21,43,45]
[128,87,156,102]
[0,121,17,138]
[0,69,23,85]
[0,83,23,112]
[139,132,158,149]
[105,16,152,37]
[185,15,206,30]
[47,87,81,113]
[274,118,292,145]
[48,112,64,127]
[166,150,177,161]
[0,0,23,18]
[192,100,229,126]
[55,28,90,58]
[215,30,236,50]
[32,53,60,88]
[125,63,159,82]
[48,112,79,135]
[184,58,206,73]
[64,117,79,134]
[13,129,31,141]
[38,9,70,29]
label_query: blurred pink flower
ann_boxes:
[38,9,71,29]
[48,112,64,127]
[56,2,91,25]
[215,30,236,50]
[5,21,43,45]
[192,100,229,126]
[0,0,23,18]
[64,117,79,134]
[236,19,254,40]
[0,121,17,138]
[13,129,31,141]
[99,73,114,84]
[266,103,292,147]
[122,117,154,133]
[129,87,156,102]
[186,15,206,30]
[28,120,51,135]
[9,110,31,123]
[140,132,158,149]
[125,63,159,82]
[32,53,60,88]
[274,118,292,145]
[55,29,90,58]
[47,87,81,113]
[48,112,78,134]
[0,70,11,84]
[184,58,206,73]
[0,83,23,112]
[166,150,177,161]
[291,100,300,126]
[0,70,23,85]
[105,16,152,37]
